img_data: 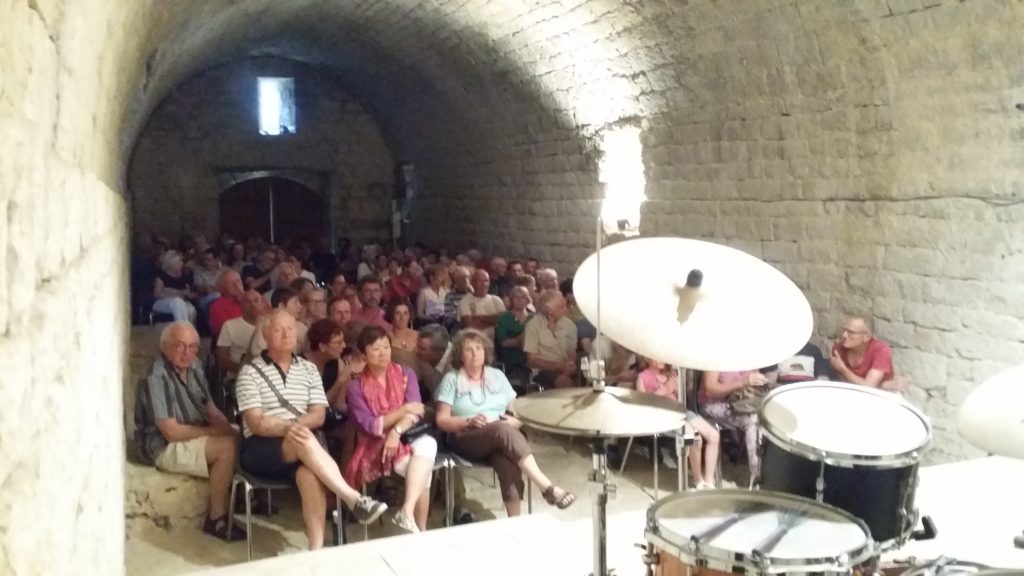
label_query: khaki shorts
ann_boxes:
[155,437,210,478]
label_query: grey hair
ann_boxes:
[159,321,197,347]
[537,267,558,283]
[536,289,563,314]
[417,323,450,354]
[509,285,531,302]
[159,250,183,273]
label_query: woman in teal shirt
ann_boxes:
[434,329,575,517]
[494,286,532,379]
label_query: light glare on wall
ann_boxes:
[599,126,645,235]
[258,77,296,136]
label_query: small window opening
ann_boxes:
[258,77,296,136]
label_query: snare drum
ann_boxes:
[758,382,931,547]
[644,489,876,575]
[882,556,1003,575]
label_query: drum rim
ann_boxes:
[645,489,877,572]
[759,381,932,466]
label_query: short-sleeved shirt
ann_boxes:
[417,286,449,320]
[495,311,531,368]
[235,352,328,437]
[217,316,256,369]
[443,289,469,323]
[435,367,517,421]
[458,294,506,338]
[134,357,211,463]
[208,296,242,338]
[831,339,894,384]
[523,315,577,364]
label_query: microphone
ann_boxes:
[675,268,703,324]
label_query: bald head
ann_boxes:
[160,321,200,371]
[218,270,244,298]
[471,269,490,297]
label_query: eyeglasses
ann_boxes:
[173,342,201,353]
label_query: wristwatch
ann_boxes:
[394,425,404,435]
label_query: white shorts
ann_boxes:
[155,437,209,478]
[393,435,438,485]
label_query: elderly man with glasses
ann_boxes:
[134,321,242,540]
[829,315,903,391]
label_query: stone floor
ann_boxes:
[124,432,749,576]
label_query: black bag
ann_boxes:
[399,418,435,445]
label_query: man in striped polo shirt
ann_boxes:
[235,310,386,550]
[134,321,243,541]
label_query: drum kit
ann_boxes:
[509,236,1021,576]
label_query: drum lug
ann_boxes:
[637,542,658,576]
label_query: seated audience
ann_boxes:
[236,311,387,549]
[515,274,538,309]
[443,265,471,333]
[637,358,719,488]
[304,319,352,413]
[458,270,506,339]
[435,329,576,517]
[299,287,328,326]
[524,257,539,278]
[354,275,392,331]
[341,284,363,314]
[134,322,242,540]
[536,267,559,292]
[391,323,450,400]
[523,290,577,389]
[191,248,224,312]
[226,242,248,273]
[488,256,510,299]
[385,259,421,303]
[263,262,299,300]
[345,327,437,533]
[328,272,348,299]
[701,370,766,481]
[152,250,197,324]
[242,248,276,292]
[249,288,308,356]
[387,299,418,352]
[215,289,265,377]
[494,286,532,377]
[327,295,353,325]
[416,265,449,325]
[830,316,902,390]
[208,270,246,338]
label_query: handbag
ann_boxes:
[399,418,435,445]
[250,364,328,447]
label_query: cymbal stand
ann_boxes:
[588,439,616,576]
[675,367,694,492]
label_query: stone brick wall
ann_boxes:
[0,1,146,574]
[129,57,394,246]
[7,4,1024,572]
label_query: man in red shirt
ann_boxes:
[829,316,903,391]
[208,271,246,338]
[384,260,422,304]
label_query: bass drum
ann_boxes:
[758,382,931,547]
[645,489,876,575]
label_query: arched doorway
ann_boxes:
[219,176,327,246]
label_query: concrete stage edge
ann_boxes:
[193,457,1024,576]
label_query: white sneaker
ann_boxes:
[391,510,420,534]
[659,448,678,470]
[697,481,716,490]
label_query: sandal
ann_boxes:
[203,516,247,541]
[542,485,577,510]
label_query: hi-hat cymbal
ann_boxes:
[511,387,687,438]
[573,237,813,371]
[958,363,1024,459]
